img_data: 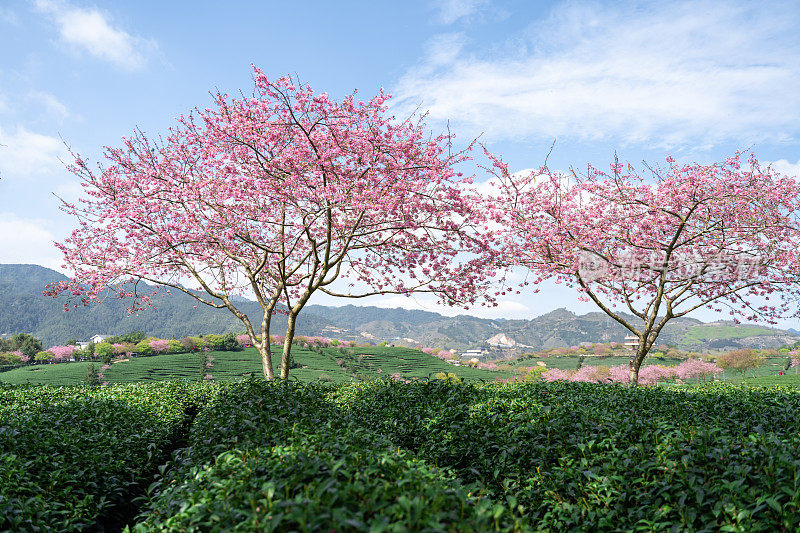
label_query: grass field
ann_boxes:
[682,324,774,343]
[0,345,514,385]
[727,372,800,387]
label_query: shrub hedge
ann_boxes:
[332,380,800,531]
[133,380,521,531]
[0,381,214,531]
[6,379,800,531]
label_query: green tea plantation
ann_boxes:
[0,346,514,386]
[3,378,800,531]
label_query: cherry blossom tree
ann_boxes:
[149,339,171,354]
[487,152,800,385]
[717,348,764,379]
[235,334,252,347]
[544,359,722,385]
[48,345,77,362]
[49,66,491,380]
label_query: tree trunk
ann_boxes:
[280,313,298,380]
[260,310,274,380]
[629,365,640,386]
[259,344,274,380]
[629,340,647,386]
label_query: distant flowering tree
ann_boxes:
[149,339,171,354]
[675,358,722,382]
[304,337,331,348]
[270,335,285,347]
[235,334,252,347]
[112,342,136,356]
[717,348,765,379]
[608,365,631,383]
[545,360,721,386]
[487,152,800,385]
[48,66,492,381]
[542,368,572,382]
[48,345,77,362]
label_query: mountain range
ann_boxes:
[1,264,797,352]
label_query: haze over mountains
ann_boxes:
[1,264,797,351]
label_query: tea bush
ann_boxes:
[0,381,215,531]
[6,378,800,531]
[134,380,521,531]
[333,381,800,531]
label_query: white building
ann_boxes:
[460,348,489,359]
[78,334,109,349]
[624,335,639,349]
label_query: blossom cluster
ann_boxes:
[48,345,77,361]
[236,334,252,346]
[542,359,723,385]
[112,343,136,355]
[577,250,763,283]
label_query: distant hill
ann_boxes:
[0,264,332,346]
[1,264,798,351]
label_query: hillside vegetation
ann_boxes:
[2,264,796,350]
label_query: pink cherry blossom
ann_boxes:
[149,339,170,354]
[236,334,252,346]
[485,151,800,385]
[542,368,572,382]
[48,345,77,361]
[675,358,723,381]
[49,66,494,381]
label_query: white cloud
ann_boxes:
[0,125,65,177]
[435,0,491,25]
[770,159,800,177]
[0,213,63,271]
[33,0,154,71]
[395,1,800,147]
[0,6,20,25]
[26,91,70,121]
[426,33,467,67]
[53,179,83,203]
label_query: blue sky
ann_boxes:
[2,0,800,325]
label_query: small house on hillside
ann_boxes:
[460,348,489,360]
[624,335,638,350]
[78,334,110,349]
